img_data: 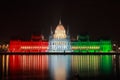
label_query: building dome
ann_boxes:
[54,20,67,39]
[56,24,65,31]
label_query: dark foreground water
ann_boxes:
[0,54,120,80]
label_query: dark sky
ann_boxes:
[0,0,120,41]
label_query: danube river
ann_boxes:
[0,54,120,80]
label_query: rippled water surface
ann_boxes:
[0,54,120,80]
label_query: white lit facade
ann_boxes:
[48,20,72,53]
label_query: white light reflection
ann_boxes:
[49,55,71,80]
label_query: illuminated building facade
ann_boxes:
[71,35,112,53]
[48,20,72,52]
[8,20,112,53]
[9,35,48,53]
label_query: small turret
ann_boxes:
[67,25,69,35]
[50,26,53,35]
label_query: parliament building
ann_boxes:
[9,20,112,53]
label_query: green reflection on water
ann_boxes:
[100,55,112,74]
[72,55,112,76]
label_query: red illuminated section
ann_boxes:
[9,35,48,53]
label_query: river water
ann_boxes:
[0,54,120,80]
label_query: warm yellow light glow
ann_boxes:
[54,23,67,39]
[113,44,116,46]
[0,45,1,48]
[72,55,100,76]
[54,66,66,80]
[2,55,5,75]
[118,47,120,50]
[6,55,9,75]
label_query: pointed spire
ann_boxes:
[67,25,69,34]
[50,26,53,34]
[59,18,62,25]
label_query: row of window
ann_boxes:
[71,42,111,45]
[50,42,70,45]
[72,46,100,50]
[20,46,48,49]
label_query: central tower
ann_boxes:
[48,19,72,53]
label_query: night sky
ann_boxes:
[0,0,120,42]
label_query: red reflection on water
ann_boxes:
[9,55,20,75]
[9,55,48,79]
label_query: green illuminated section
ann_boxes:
[71,35,112,53]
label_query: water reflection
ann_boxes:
[2,55,49,80]
[0,54,120,80]
[72,55,100,76]
[49,55,71,80]
[71,55,112,77]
